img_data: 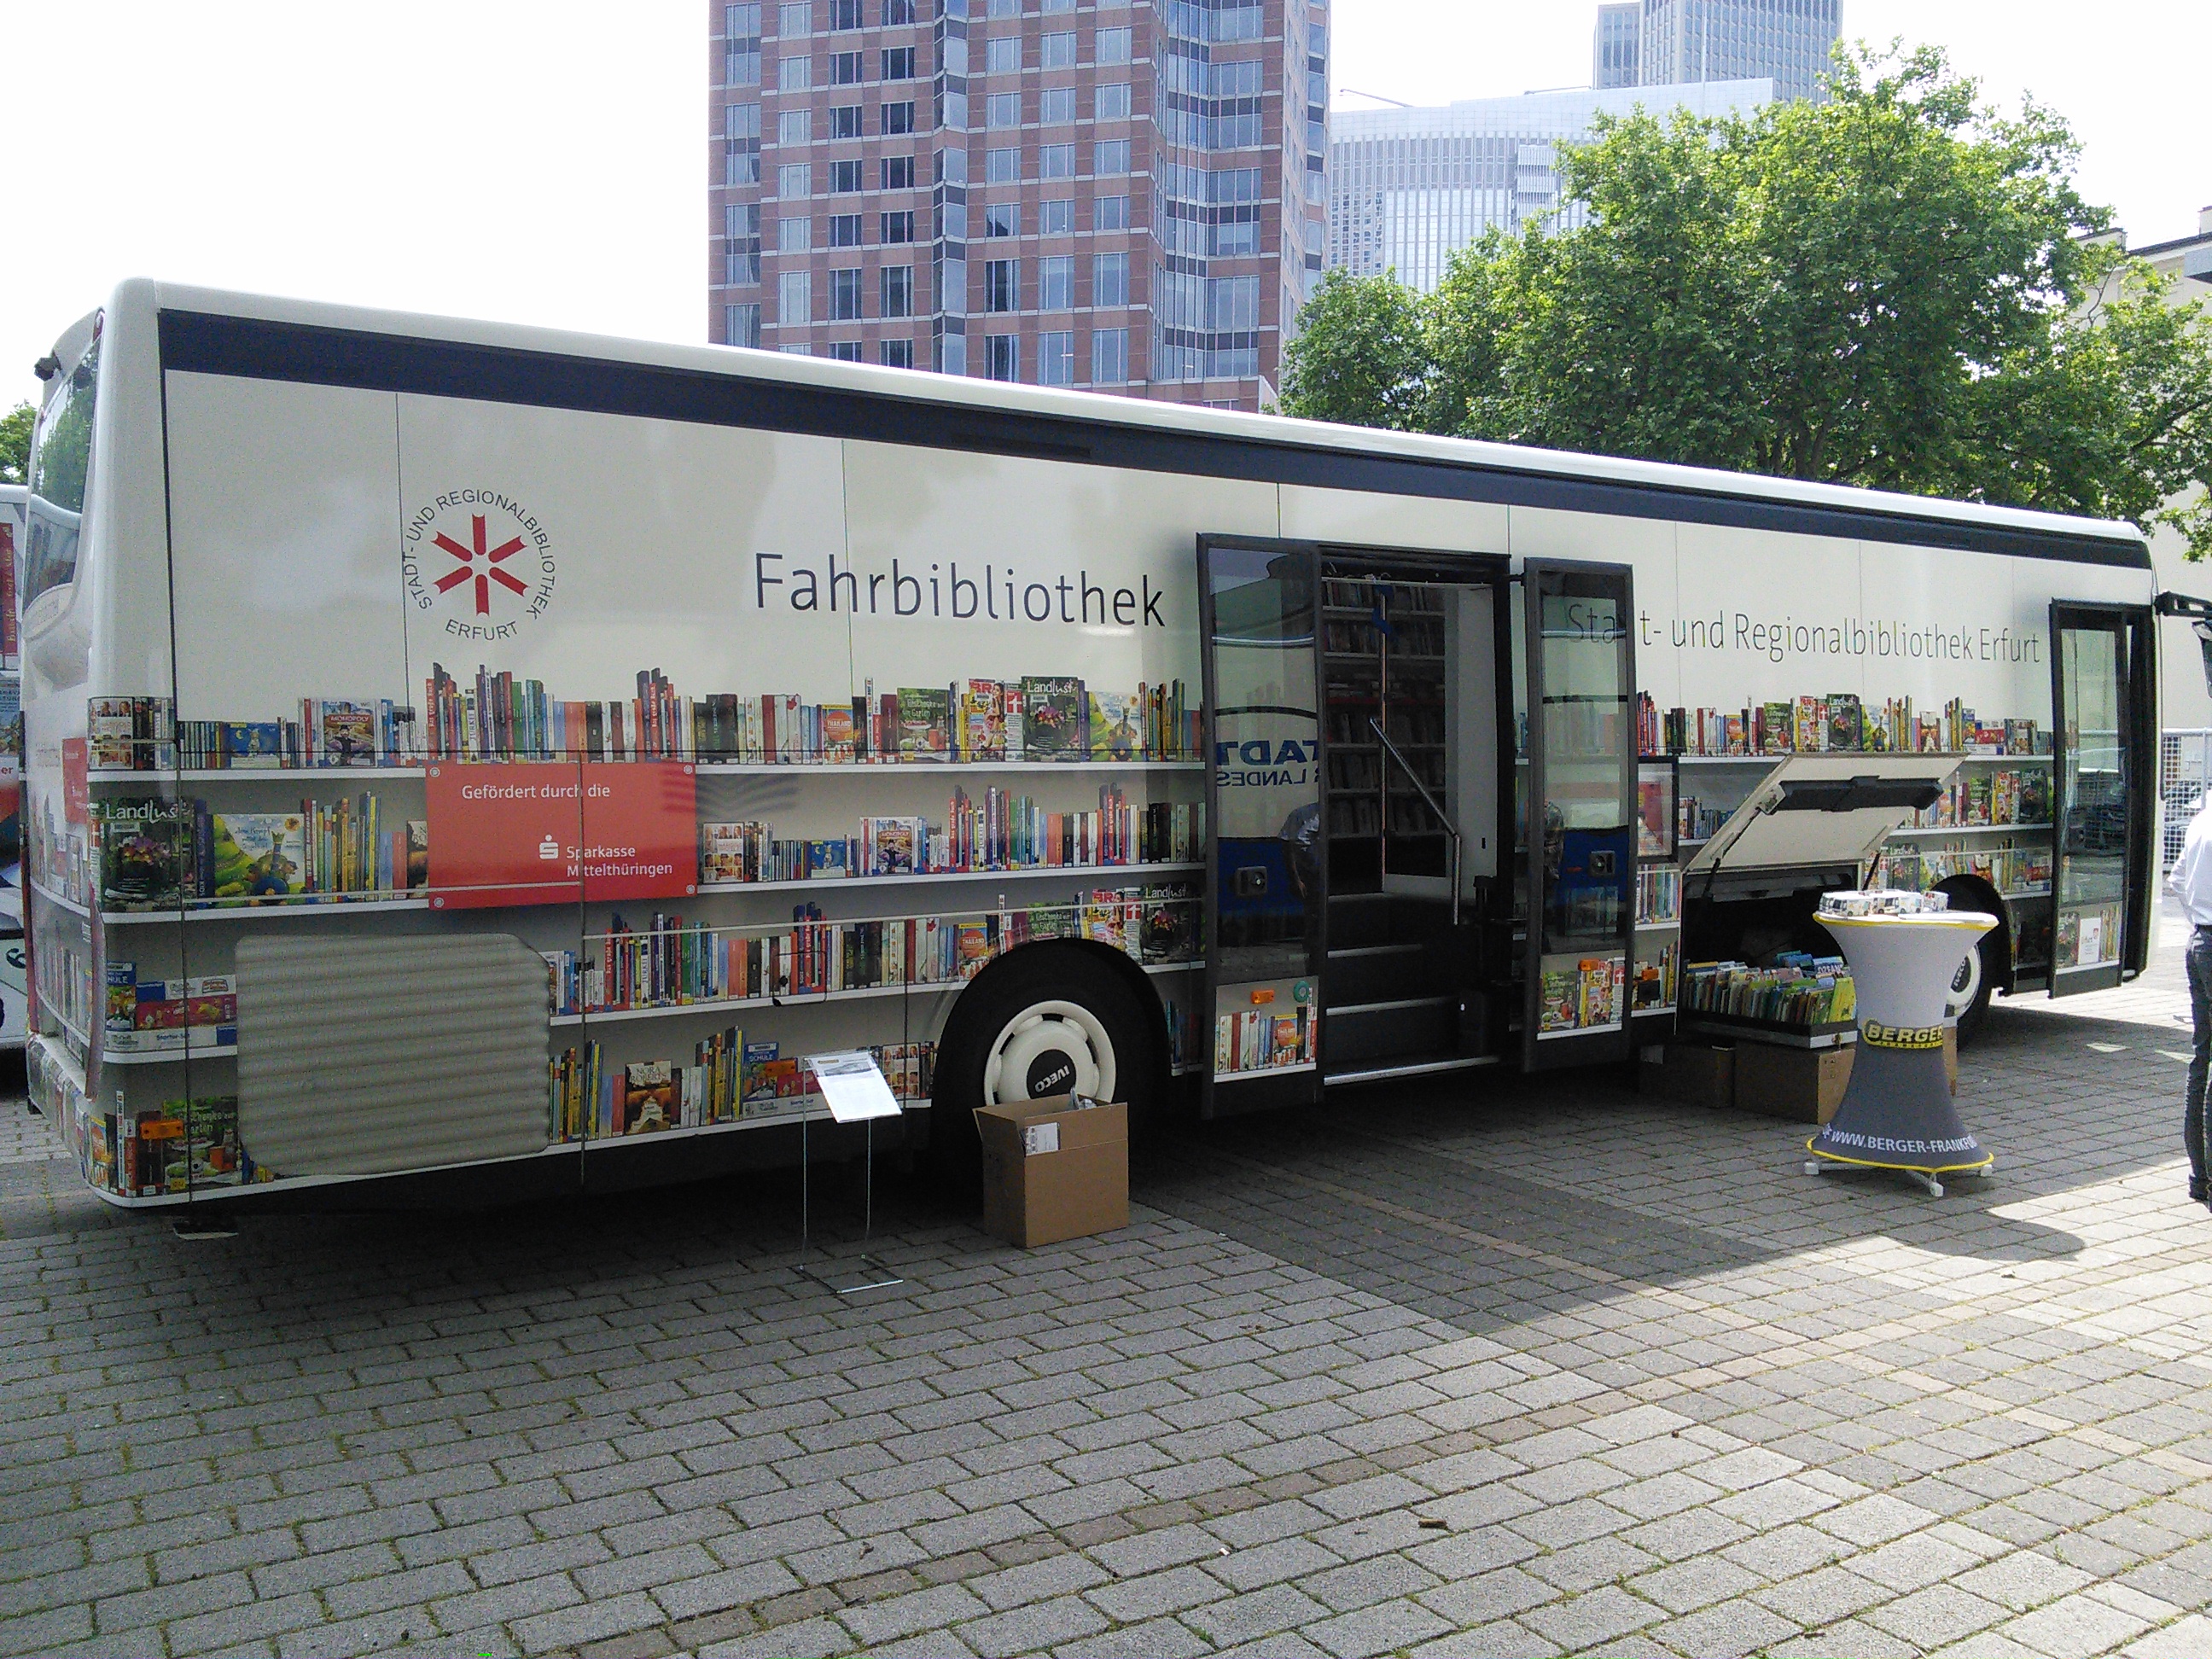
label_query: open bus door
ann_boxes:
[1519,562,1638,1072]
[1198,536,1325,1118]
[2049,602,2156,996]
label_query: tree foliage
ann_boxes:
[1278,44,2212,554]
[0,403,31,487]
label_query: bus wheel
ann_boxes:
[930,947,1155,1200]
[1947,931,1996,1045]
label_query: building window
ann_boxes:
[778,1,812,35]
[779,270,812,323]
[1041,31,1075,67]
[882,337,915,368]
[986,259,1019,311]
[830,49,863,83]
[777,108,810,145]
[830,104,862,138]
[882,155,916,190]
[725,202,763,284]
[986,334,1019,381]
[940,334,967,375]
[986,92,1021,128]
[1092,326,1127,384]
[830,341,864,361]
[987,0,1018,15]
[829,212,864,247]
[1095,26,1132,63]
[777,215,810,252]
[984,201,1019,237]
[725,303,763,347]
[1040,86,1074,124]
[1039,254,1073,310]
[1095,81,1129,119]
[882,208,916,242]
[882,44,917,79]
[1039,143,1074,179]
[725,3,763,84]
[830,268,864,319]
[777,161,812,199]
[1039,331,1074,385]
[1093,250,1127,306]
[830,159,864,191]
[1093,139,1129,175]
[985,146,1020,182]
[1095,193,1127,230]
[1041,0,1073,9]
[725,101,762,184]
[777,55,811,90]
[937,146,967,183]
[1041,197,1073,234]
[884,0,915,21]
[779,343,812,356]
[882,99,915,133]
[829,0,862,26]
[986,36,1021,73]
[882,265,914,316]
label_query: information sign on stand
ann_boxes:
[795,1051,904,1295]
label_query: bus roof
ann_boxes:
[114,277,2151,568]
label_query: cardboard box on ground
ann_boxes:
[1642,1031,1957,1124]
[973,1095,1129,1248]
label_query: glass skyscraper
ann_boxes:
[707,0,1329,411]
[1598,0,1841,104]
[1326,80,1773,294]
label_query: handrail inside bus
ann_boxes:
[1369,716,1464,928]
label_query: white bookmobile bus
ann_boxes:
[21,281,2162,1210]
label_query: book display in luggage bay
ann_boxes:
[37,659,1207,1205]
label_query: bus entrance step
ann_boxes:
[1323,1054,1497,1088]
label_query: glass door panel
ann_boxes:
[1199,537,1324,1116]
[2051,605,2151,996]
[1522,563,1637,1068]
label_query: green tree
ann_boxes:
[0,402,31,486]
[1274,270,1431,431]
[1279,44,2212,554]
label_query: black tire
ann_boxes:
[1948,927,1999,1047]
[929,945,1159,1201]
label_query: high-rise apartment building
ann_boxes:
[1592,3,1640,90]
[1598,0,1841,104]
[707,0,1329,411]
[1327,79,1772,292]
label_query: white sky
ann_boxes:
[0,1,2202,417]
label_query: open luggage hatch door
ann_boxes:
[1682,755,1963,889]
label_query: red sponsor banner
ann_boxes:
[425,760,699,910]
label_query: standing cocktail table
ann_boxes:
[1805,889,1997,1197]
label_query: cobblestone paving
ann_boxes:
[6,923,2212,1657]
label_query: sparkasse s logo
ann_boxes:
[403,490,556,642]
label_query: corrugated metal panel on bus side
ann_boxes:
[236,933,550,1177]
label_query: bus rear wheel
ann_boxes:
[929,947,1156,1202]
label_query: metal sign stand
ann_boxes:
[795,1053,905,1295]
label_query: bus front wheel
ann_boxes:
[929,946,1156,1202]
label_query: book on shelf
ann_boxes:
[898,687,952,761]
[542,886,1199,1016]
[1680,955,1854,1027]
[92,793,428,911]
[547,1032,938,1143]
[1635,690,2043,760]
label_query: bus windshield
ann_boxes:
[26,335,97,610]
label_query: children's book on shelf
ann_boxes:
[209,812,307,905]
[1089,691,1138,761]
[220,722,287,768]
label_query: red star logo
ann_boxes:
[433,515,530,616]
